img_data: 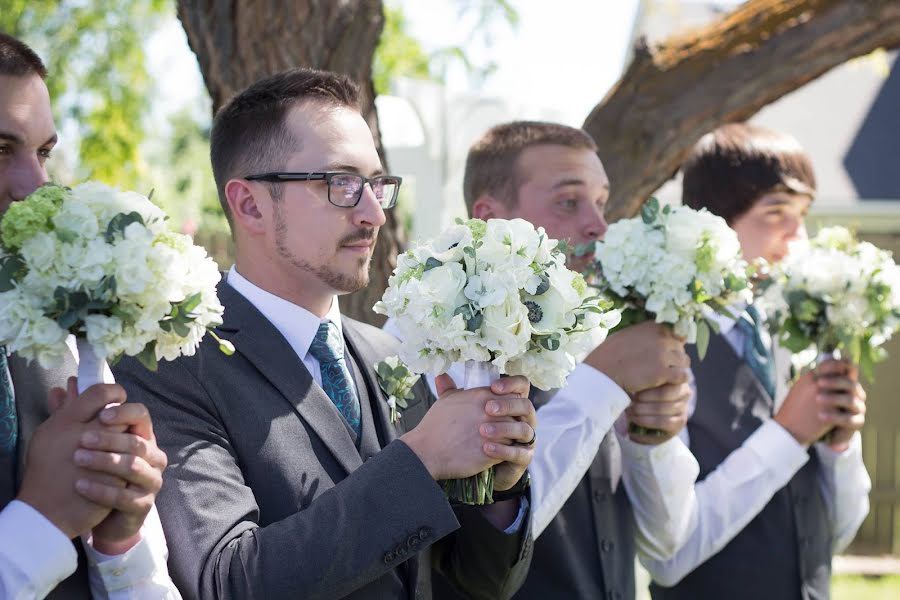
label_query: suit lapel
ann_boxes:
[9,350,78,487]
[218,283,362,476]
[342,321,401,443]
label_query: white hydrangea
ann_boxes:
[375,217,618,390]
[759,226,900,375]
[0,182,226,370]
[591,199,752,346]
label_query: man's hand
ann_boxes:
[774,369,830,446]
[626,381,691,445]
[584,322,689,394]
[74,401,167,555]
[400,375,532,482]
[816,360,866,453]
[477,377,536,492]
[16,379,126,539]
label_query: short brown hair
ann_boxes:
[463,121,598,215]
[210,68,361,223]
[682,123,816,224]
[0,32,47,78]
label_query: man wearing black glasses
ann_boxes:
[115,68,537,600]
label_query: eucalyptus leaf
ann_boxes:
[696,320,710,360]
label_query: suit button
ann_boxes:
[418,527,432,540]
[601,539,614,552]
[607,589,621,600]
[383,551,395,564]
[407,534,420,548]
[594,490,608,502]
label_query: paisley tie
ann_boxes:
[309,321,361,438]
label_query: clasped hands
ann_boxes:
[17,377,166,555]
[401,374,536,493]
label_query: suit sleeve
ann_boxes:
[115,357,461,600]
[412,378,534,600]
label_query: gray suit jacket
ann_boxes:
[115,282,533,600]
[5,352,92,599]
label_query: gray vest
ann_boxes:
[513,390,635,600]
[5,353,91,600]
[651,333,831,600]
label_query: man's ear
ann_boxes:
[225,179,267,235]
[471,195,505,221]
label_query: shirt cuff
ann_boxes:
[815,431,862,466]
[82,532,158,593]
[0,500,77,594]
[744,420,810,480]
[502,496,530,534]
[566,363,631,423]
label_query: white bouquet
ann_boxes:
[0,183,232,392]
[375,217,619,504]
[586,198,753,358]
[758,226,900,379]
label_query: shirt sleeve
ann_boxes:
[814,433,871,553]
[83,505,182,599]
[617,431,700,561]
[0,500,78,600]
[529,364,630,537]
[640,419,810,586]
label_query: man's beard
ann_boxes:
[273,208,373,293]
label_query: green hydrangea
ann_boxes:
[571,272,588,297]
[465,218,487,241]
[1,184,67,250]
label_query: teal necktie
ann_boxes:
[0,350,16,454]
[309,321,361,438]
[735,305,777,399]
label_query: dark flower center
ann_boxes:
[524,300,543,323]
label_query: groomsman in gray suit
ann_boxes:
[386,121,700,600]
[0,32,178,599]
[115,68,537,600]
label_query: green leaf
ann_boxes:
[104,212,145,243]
[696,320,710,360]
[181,292,202,314]
[640,197,660,224]
[533,273,550,295]
[466,312,484,332]
[135,341,158,371]
[424,257,443,272]
[0,255,25,292]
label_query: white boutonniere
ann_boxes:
[375,356,420,424]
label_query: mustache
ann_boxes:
[339,229,377,247]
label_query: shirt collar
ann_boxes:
[703,300,748,337]
[227,266,344,361]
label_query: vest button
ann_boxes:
[601,539,614,552]
[594,490,608,502]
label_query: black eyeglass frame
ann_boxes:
[244,171,402,208]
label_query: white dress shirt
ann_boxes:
[228,268,352,393]
[641,307,872,586]
[383,317,699,554]
[0,339,180,599]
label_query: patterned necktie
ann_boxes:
[308,321,361,438]
[735,305,777,400]
[0,349,16,454]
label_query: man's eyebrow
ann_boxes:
[0,131,23,144]
[0,132,58,147]
[551,178,586,190]
[321,163,385,176]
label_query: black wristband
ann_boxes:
[492,471,531,502]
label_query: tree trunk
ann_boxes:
[177,0,400,325]
[587,0,900,222]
